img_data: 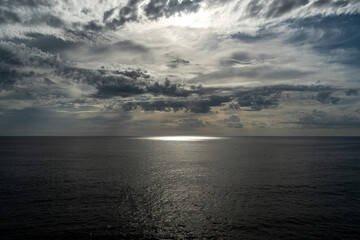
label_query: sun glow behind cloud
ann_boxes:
[162,12,208,28]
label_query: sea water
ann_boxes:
[0,137,359,239]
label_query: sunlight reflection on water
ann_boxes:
[138,136,225,141]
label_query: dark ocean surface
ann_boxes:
[0,137,359,239]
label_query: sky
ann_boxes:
[0,0,360,136]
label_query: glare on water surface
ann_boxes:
[139,136,224,141]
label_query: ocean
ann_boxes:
[0,136,359,239]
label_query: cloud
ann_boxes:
[316,91,340,104]
[0,41,61,68]
[246,0,264,17]
[345,89,358,96]
[312,0,354,8]
[110,40,150,53]
[57,66,203,99]
[100,0,203,29]
[1,40,352,112]
[0,65,19,91]
[122,95,232,113]
[57,39,151,64]
[234,85,335,111]
[177,118,209,128]
[189,66,314,85]
[219,51,267,66]
[219,115,244,128]
[0,0,53,8]
[122,100,186,112]
[167,57,190,68]
[56,66,147,98]
[266,0,310,18]
[243,0,360,21]
[11,33,79,54]
[146,79,195,97]
[0,9,21,24]
[295,109,360,128]
[103,7,116,22]
[0,1,360,134]
[144,0,202,20]
[104,0,140,29]
[0,3,64,28]
[0,46,23,66]
[26,14,65,28]
[83,20,104,31]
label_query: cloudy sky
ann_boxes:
[0,0,360,136]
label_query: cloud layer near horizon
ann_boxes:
[0,0,360,135]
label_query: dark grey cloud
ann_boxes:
[0,4,64,27]
[123,95,232,113]
[220,52,252,66]
[295,109,360,128]
[103,8,116,22]
[123,100,186,112]
[167,57,190,68]
[11,34,79,54]
[220,115,244,128]
[345,89,358,96]
[220,51,268,66]
[313,0,333,7]
[0,9,21,24]
[235,85,337,111]
[246,0,264,17]
[104,0,140,29]
[5,38,149,66]
[56,66,146,98]
[110,40,150,53]
[68,40,150,56]
[240,0,336,21]
[83,20,104,31]
[231,30,276,43]
[43,77,55,85]
[57,66,202,99]
[0,47,23,66]
[236,87,281,111]
[177,118,209,128]
[0,41,61,68]
[0,65,19,91]
[144,0,202,20]
[312,0,353,8]
[228,103,240,110]
[237,93,279,111]
[0,0,53,8]
[0,43,56,92]
[114,69,150,79]
[316,91,340,104]
[285,15,360,54]
[146,79,194,97]
[0,41,194,100]
[0,41,149,98]
[102,0,202,29]
[27,14,65,28]
[266,0,310,18]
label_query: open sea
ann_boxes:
[0,136,359,239]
